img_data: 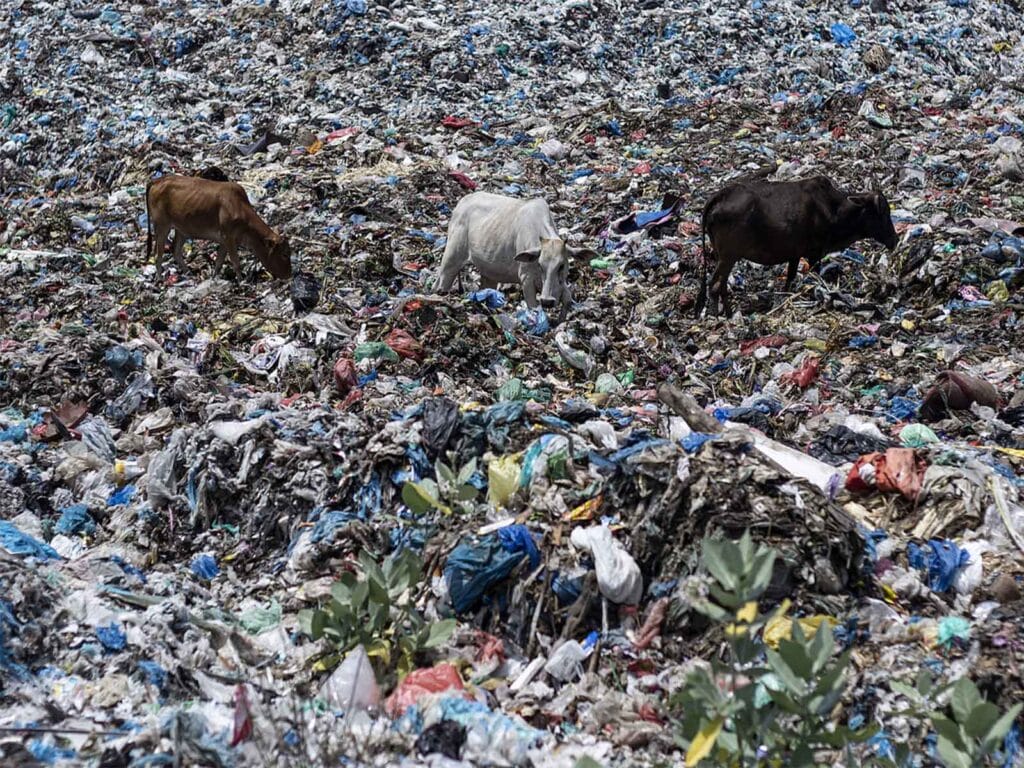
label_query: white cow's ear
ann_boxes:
[515,249,541,263]
[567,246,597,260]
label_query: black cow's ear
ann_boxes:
[849,193,871,209]
[873,192,888,212]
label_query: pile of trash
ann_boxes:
[2,0,1024,764]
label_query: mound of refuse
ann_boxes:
[2,0,1024,764]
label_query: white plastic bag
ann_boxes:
[570,525,642,604]
[319,645,380,711]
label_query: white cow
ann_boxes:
[436,192,591,319]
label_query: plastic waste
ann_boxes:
[907,540,971,593]
[190,554,220,581]
[385,663,465,717]
[487,454,521,508]
[899,424,939,448]
[444,534,531,614]
[544,632,599,681]
[320,645,381,711]
[55,503,96,536]
[0,520,61,561]
[570,525,643,604]
[468,289,507,309]
[291,271,321,313]
[846,449,927,501]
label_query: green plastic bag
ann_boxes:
[900,424,939,448]
[595,372,623,395]
[354,342,399,363]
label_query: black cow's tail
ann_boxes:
[695,199,712,318]
[145,179,153,262]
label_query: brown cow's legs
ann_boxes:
[212,243,227,277]
[151,223,171,280]
[225,237,242,279]
[172,234,187,273]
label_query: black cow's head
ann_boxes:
[849,191,898,251]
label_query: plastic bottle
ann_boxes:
[544,632,599,681]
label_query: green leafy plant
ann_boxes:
[672,531,876,767]
[402,453,479,515]
[673,533,1022,768]
[886,671,1021,768]
[298,549,455,677]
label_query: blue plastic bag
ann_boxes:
[497,524,541,569]
[108,484,136,507]
[190,554,220,581]
[310,509,361,543]
[96,622,127,651]
[139,660,167,690]
[516,308,550,336]
[681,433,719,453]
[104,345,144,380]
[0,521,61,561]
[468,289,507,309]
[55,504,96,536]
[848,334,877,348]
[907,539,970,592]
[830,23,856,46]
[444,534,527,613]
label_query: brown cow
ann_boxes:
[145,175,292,281]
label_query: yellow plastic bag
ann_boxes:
[487,454,521,508]
[763,614,838,649]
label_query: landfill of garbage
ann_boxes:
[2,0,1024,764]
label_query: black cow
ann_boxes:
[696,175,898,316]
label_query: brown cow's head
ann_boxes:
[850,191,898,251]
[262,234,292,279]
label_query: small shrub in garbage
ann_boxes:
[298,549,455,678]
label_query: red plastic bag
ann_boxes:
[845,448,926,501]
[333,358,357,395]
[739,335,789,355]
[384,664,465,717]
[385,329,424,362]
[448,171,478,190]
[230,685,252,747]
[441,115,475,129]
[781,356,820,389]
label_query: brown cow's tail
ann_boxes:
[145,179,153,262]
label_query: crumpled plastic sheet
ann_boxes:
[846,448,928,501]
[190,554,220,581]
[444,533,530,614]
[469,289,507,309]
[0,521,61,561]
[55,503,96,536]
[907,539,971,593]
